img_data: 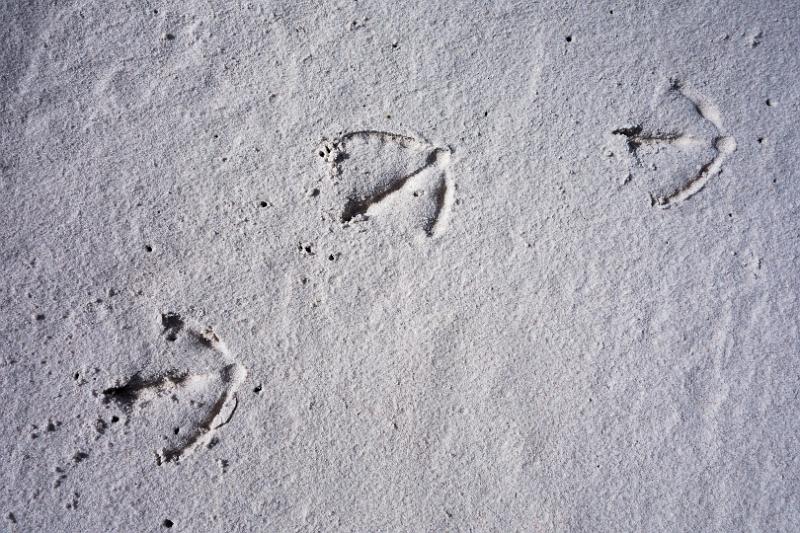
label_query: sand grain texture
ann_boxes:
[1,1,799,532]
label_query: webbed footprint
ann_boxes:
[101,315,246,464]
[613,79,736,208]
[317,130,455,237]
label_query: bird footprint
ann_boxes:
[317,130,455,237]
[613,79,736,208]
[102,314,246,465]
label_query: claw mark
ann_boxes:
[317,130,455,237]
[161,312,184,342]
[103,316,246,464]
[613,80,736,208]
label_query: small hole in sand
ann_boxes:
[162,519,173,528]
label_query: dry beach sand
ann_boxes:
[1,1,799,531]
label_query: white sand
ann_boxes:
[1,1,799,531]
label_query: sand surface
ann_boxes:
[1,1,799,531]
